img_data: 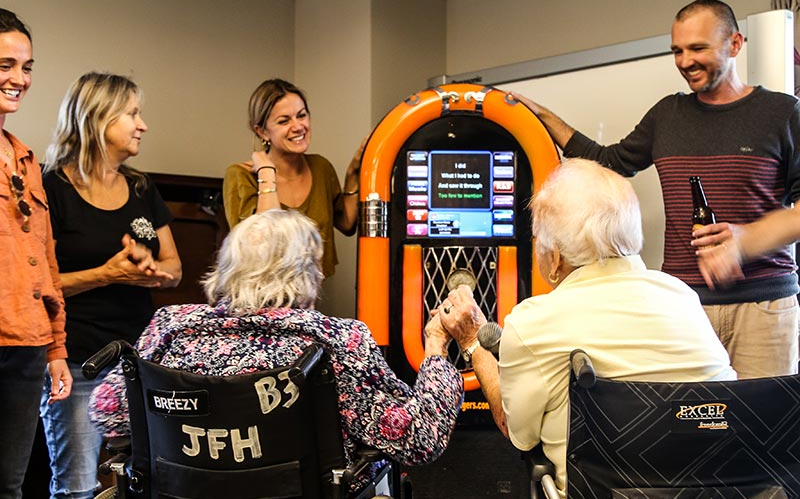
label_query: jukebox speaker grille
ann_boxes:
[422,246,498,324]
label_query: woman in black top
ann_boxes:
[40,72,181,499]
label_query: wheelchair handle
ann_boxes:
[82,340,135,380]
[570,349,596,389]
[288,343,324,387]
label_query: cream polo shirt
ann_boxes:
[499,255,736,496]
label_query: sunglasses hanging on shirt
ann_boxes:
[6,171,31,230]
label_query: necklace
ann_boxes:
[0,136,14,166]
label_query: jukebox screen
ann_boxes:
[405,149,516,238]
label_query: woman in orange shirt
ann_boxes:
[0,9,72,499]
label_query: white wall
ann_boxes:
[445,0,771,75]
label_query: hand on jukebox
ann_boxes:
[423,313,452,358]
[438,284,486,359]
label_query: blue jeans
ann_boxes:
[40,362,105,499]
[0,346,47,499]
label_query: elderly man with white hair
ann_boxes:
[440,158,736,496]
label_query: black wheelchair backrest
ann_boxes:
[566,370,800,499]
[122,343,346,499]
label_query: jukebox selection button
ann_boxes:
[408,151,428,163]
[407,165,428,178]
[407,195,428,208]
[492,195,515,208]
[494,166,514,178]
[407,180,428,193]
[407,209,428,222]
[493,180,514,193]
[493,224,515,237]
[493,210,514,222]
[407,223,428,237]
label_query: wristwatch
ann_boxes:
[462,340,481,364]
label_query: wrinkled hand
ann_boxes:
[691,222,744,289]
[423,313,451,357]
[46,359,72,404]
[105,236,174,287]
[437,284,486,349]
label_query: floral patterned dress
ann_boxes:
[89,303,464,470]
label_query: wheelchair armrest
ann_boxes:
[523,445,560,499]
[336,447,387,486]
[570,349,596,389]
[82,340,135,379]
[523,445,555,481]
[99,452,127,475]
[98,436,132,476]
[105,436,131,456]
[288,343,325,387]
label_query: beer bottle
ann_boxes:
[690,176,716,231]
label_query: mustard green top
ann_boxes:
[222,154,344,277]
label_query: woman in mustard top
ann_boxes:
[222,79,362,278]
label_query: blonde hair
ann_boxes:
[531,158,643,267]
[203,210,324,313]
[44,72,147,193]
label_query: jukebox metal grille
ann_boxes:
[422,246,498,324]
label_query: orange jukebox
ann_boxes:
[357,83,559,400]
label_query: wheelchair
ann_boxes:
[528,350,800,499]
[83,340,409,499]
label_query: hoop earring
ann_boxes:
[261,138,271,153]
[547,270,559,284]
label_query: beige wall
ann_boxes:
[445,0,772,75]
[4,0,294,178]
[296,0,445,318]
[2,0,781,318]
[371,1,447,123]
[294,0,372,317]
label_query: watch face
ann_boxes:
[447,268,477,292]
[462,342,478,363]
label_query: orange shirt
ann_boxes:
[0,131,67,362]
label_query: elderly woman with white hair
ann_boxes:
[440,158,735,496]
[89,209,463,484]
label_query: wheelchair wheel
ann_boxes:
[94,486,118,499]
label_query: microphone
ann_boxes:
[477,322,503,358]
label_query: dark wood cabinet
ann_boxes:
[148,172,228,308]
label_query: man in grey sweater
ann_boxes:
[512,0,800,379]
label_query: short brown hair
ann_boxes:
[676,0,739,37]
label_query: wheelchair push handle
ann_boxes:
[570,349,596,389]
[288,343,325,387]
[82,340,135,380]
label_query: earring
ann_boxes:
[261,138,271,153]
[547,270,559,284]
